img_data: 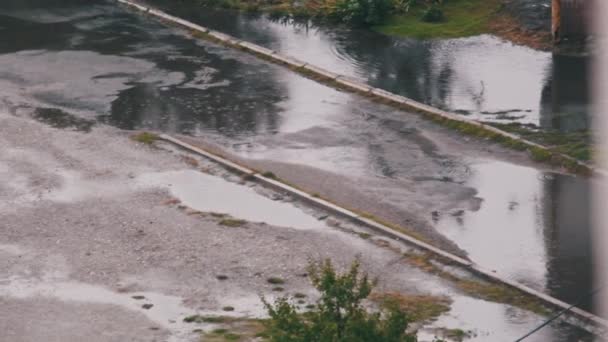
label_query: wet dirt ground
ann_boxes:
[0,106,596,342]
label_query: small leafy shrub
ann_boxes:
[334,0,391,26]
[421,5,443,22]
[261,259,417,341]
[131,132,159,145]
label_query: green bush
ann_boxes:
[334,0,391,26]
[261,259,417,341]
[421,5,443,22]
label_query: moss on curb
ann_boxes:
[219,218,247,227]
[402,252,550,316]
[131,132,159,145]
[371,292,452,323]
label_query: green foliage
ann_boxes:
[262,171,277,179]
[375,0,502,39]
[491,123,592,162]
[219,218,247,227]
[262,259,417,341]
[131,132,159,145]
[421,5,443,22]
[333,0,392,26]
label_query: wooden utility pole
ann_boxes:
[552,0,562,43]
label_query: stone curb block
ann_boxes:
[207,30,233,43]
[252,174,361,219]
[238,41,276,56]
[159,135,253,175]
[269,53,308,68]
[118,0,148,12]
[302,64,340,80]
[335,76,372,93]
[354,216,473,266]
[371,88,411,104]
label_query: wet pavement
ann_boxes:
[0,106,597,341]
[0,0,599,331]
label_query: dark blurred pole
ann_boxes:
[552,0,561,43]
[593,0,608,318]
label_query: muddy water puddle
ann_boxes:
[137,170,326,231]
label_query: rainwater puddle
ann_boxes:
[435,159,593,311]
[137,170,325,230]
[0,276,195,341]
[144,2,590,130]
[419,295,593,341]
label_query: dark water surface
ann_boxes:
[144,0,590,132]
[0,0,599,331]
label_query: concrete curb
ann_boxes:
[115,0,600,176]
[159,133,608,333]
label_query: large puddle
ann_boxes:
[434,160,593,311]
[137,170,325,230]
[144,0,590,131]
[418,295,593,342]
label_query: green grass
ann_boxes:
[371,292,452,323]
[224,333,241,340]
[261,171,277,179]
[219,218,247,227]
[374,0,502,39]
[491,123,592,162]
[131,132,159,145]
[401,252,550,316]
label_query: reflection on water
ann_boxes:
[144,1,590,130]
[540,54,590,132]
[136,170,326,230]
[419,295,593,342]
[543,173,593,310]
[434,160,594,312]
[0,3,287,137]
